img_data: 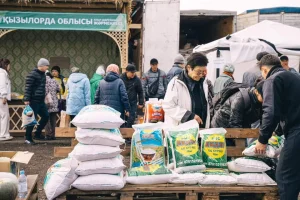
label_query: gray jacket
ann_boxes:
[242,64,261,87]
[213,73,234,95]
[142,69,167,99]
[167,64,183,83]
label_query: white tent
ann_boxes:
[193,20,300,83]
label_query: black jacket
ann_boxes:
[23,68,46,103]
[120,73,144,105]
[259,66,300,144]
[211,88,261,128]
[94,72,130,114]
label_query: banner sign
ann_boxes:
[0,11,127,31]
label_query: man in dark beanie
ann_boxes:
[51,66,65,94]
[242,51,269,87]
[255,54,300,200]
[23,58,50,144]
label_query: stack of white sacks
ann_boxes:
[44,105,126,200]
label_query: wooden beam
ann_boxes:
[54,147,74,157]
[55,128,259,139]
[129,23,142,29]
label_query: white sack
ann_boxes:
[231,173,276,186]
[169,173,205,185]
[228,157,271,173]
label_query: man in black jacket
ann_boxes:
[23,58,50,145]
[121,64,144,127]
[255,54,300,200]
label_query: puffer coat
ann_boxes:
[45,76,60,113]
[94,72,130,114]
[211,88,260,128]
[24,68,46,103]
[66,73,91,115]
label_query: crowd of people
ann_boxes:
[0,51,299,199]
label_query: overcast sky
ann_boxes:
[180,0,300,14]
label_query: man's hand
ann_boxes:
[2,98,7,105]
[24,101,30,105]
[194,115,203,125]
[255,141,267,155]
[125,112,130,117]
[138,105,143,109]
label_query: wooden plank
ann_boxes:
[185,192,198,200]
[54,147,74,157]
[56,128,76,137]
[71,139,78,147]
[16,174,38,200]
[129,24,142,29]
[120,193,134,200]
[227,147,244,157]
[235,139,246,148]
[202,193,220,200]
[55,128,259,139]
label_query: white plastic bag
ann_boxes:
[72,172,125,191]
[200,169,237,185]
[228,157,271,173]
[243,136,284,158]
[75,156,126,176]
[169,173,205,185]
[21,105,38,128]
[75,128,125,146]
[71,105,124,129]
[71,143,121,162]
[44,157,78,200]
[230,173,276,186]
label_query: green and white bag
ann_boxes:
[166,120,205,173]
[242,136,284,158]
[200,128,227,168]
[165,134,174,169]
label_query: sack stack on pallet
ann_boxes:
[44,105,126,200]
[228,135,284,186]
[70,105,126,191]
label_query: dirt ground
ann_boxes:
[0,137,70,200]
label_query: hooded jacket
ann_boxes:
[24,68,46,103]
[167,64,183,83]
[259,66,300,144]
[211,88,261,128]
[120,73,144,105]
[162,70,213,127]
[90,73,104,104]
[66,73,91,115]
[0,68,11,100]
[94,72,130,114]
[142,68,168,98]
[213,73,234,95]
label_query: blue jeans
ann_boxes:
[25,102,49,140]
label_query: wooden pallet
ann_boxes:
[57,184,279,200]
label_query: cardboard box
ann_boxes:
[0,151,34,176]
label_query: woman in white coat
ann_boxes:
[0,59,12,140]
[163,53,214,128]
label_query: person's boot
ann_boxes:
[33,133,45,140]
[25,139,36,145]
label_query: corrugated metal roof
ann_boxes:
[247,7,300,14]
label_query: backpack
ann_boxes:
[212,82,251,116]
[147,69,160,97]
